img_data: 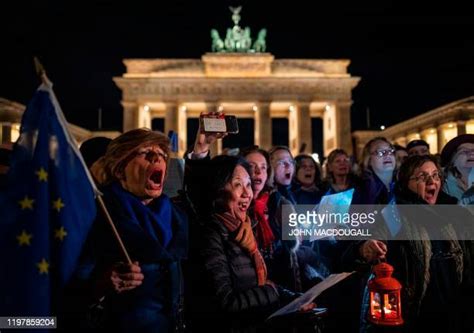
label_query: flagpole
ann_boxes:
[97,196,132,264]
[33,57,132,265]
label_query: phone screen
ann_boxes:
[202,117,226,132]
[200,115,239,134]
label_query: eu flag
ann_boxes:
[0,80,97,317]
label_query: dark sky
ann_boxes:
[2,0,474,133]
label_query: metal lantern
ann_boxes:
[368,262,404,326]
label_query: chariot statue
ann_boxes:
[210,6,267,53]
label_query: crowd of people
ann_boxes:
[5,120,471,332]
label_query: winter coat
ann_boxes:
[351,171,395,205]
[359,187,470,333]
[194,215,285,332]
[65,185,188,333]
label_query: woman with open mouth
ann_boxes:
[357,154,473,332]
[269,146,298,205]
[66,128,188,332]
[193,155,316,332]
[441,134,474,205]
[241,146,317,293]
[352,137,397,205]
[324,148,359,195]
[292,154,324,205]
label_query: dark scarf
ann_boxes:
[214,212,267,285]
[394,185,464,311]
[253,192,275,251]
[109,182,173,248]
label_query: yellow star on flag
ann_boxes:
[35,168,48,182]
[37,258,49,274]
[18,196,34,210]
[52,198,65,212]
[54,226,68,241]
[17,230,33,246]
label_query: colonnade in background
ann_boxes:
[122,100,353,158]
[393,120,474,154]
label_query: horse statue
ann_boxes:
[210,29,225,52]
[252,28,267,52]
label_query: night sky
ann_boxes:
[2,1,474,136]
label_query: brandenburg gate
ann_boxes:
[114,54,359,157]
[113,8,359,157]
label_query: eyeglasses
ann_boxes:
[409,171,441,183]
[135,149,168,162]
[371,148,395,158]
[275,159,295,168]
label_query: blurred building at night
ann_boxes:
[0,97,120,146]
[353,96,474,160]
[2,93,474,162]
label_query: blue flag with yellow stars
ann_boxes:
[0,79,97,317]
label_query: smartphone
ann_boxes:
[200,114,239,134]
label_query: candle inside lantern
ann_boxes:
[368,263,404,326]
[382,294,399,319]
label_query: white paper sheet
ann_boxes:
[267,271,354,320]
[309,189,354,242]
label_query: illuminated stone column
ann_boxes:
[288,102,312,156]
[164,102,188,156]
[438,123,457,150]
[323,104,336,157]
[334,101,353,155]
[205,101,222,156]
[421,129,438,154]
[164,102,178,134]
[122,101,139,132]
[254,102,271,150]
[437,126,445,152]
[457,120,466,136]
[139,104,152,129]
[177,104,188,157]
[122,102,140,132]
[288,104,298,156]
[298,102,312,154]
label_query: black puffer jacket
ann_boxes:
[203,217,279,304]
[193,215,298,332]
